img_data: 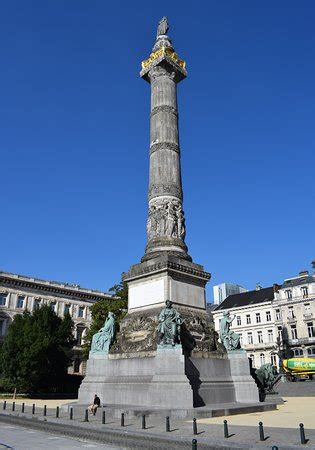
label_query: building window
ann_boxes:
[50,302,57,313]
[301,286,308,298]
[0,293,7,306]
[16,296,25,309]
[247,332,253,345]
[288,306,295,319]
[307,347,315,356]
[285,289,292,299]
[293,348,303,357]
[267,330,273,343]
[76,326,85,345]
[73,359,81,373]
[0,319,5,336]
[64,304,71,315]
[291,325,298,340]
[277,326,283,341]
[304,303,311,315]
[275,309,282,320]
[260,353,265,365]
[34,299,41,310]
[307,322,315,338]
[246,314,251,324]
[239,334,243,346]
[78,307,85,318]
[249,354,255,363]
[258,331,263,343]
[256,313,261,323]
[271,353,277,366]
[266,311,271,322]
[236,315,241,326]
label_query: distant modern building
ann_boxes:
[213,283,247,305]
[0,271,115,375]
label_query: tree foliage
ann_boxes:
[0,305,74,394]
[84,281,128,353]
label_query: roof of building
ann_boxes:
[214,286,275,311]
[0,270,116,302]
[281,274,314,288]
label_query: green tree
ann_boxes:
[84,281,128,354]
[0,305,74,394]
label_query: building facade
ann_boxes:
[212,264,315,369]
[274,270,315,358]
[213,286,279,369]
[213,283,247,305]
[0,271,114,374]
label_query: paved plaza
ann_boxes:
[0,381,314,449]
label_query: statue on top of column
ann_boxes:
[156,17,169,38]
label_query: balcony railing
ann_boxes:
[303,312,313,319]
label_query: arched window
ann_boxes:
[260,353,265,366]
[270,353,277,367]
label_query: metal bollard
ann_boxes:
[70,407,73,420]
[56,406,59,418]
[300,423,306,445]
[84,409,89,422]
[259,421,264,441]
[21,402,25,413]
[142,414,146,430]
[272,447,279,450]
[102,410,105,424]
[192,438,198,450]
[121,412,125,427]
[224,419,229,438]
[44,405,47,416]
[166,416,170,432]
[12,402,15,412]
[3,401,6,410]
[32,404,35,415]
[193,418,197,435]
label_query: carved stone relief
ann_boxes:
[147,198,186,241]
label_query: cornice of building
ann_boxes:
[0,271,116,303]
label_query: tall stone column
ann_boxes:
[141,30,190,262]
[124,18,211,312]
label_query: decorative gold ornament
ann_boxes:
[141,46,186,70]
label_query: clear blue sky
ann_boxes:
[1,1,314,300]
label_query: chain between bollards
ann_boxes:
[56,406,59,418]
[259,421,264,441]
[12,402,15,412]
[3,401,6,410]
[32,404,35,415]
[224,419,229,438]
[21,402,25,413]
[193,418,197,436]
[70,407,73,420]
[121,412,125,427]
[84,409,88,422]
[166,416,170,432]
[192,438,197,450]
[102,410,105,424]
[300,423,306,445]
[43,405,47,416]
[142,414,146,430]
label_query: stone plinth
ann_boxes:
[78,348,259,409]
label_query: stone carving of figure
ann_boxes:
[166,203,177,237]
[219,311,240,351]
[91,312,116,354]
[158,300,182,346]
[176,206,186,240]
[156,17,169,38]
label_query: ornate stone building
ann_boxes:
[0,271,114,374]
[212,262,315,369]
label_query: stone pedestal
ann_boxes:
[227,350,260,403]
[78,348,259,409]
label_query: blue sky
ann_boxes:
[1,1,314,300]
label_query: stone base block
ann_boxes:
[78,348,260,409]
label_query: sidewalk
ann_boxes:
[0,397,314,449]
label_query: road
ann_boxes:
[0,423,125,450]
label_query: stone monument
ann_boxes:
[78,18,260,411]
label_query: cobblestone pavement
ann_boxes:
[0,400,315,450]
[275,379,315,397]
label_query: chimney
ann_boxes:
[299,270,309,277]
[256,283,262,290]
